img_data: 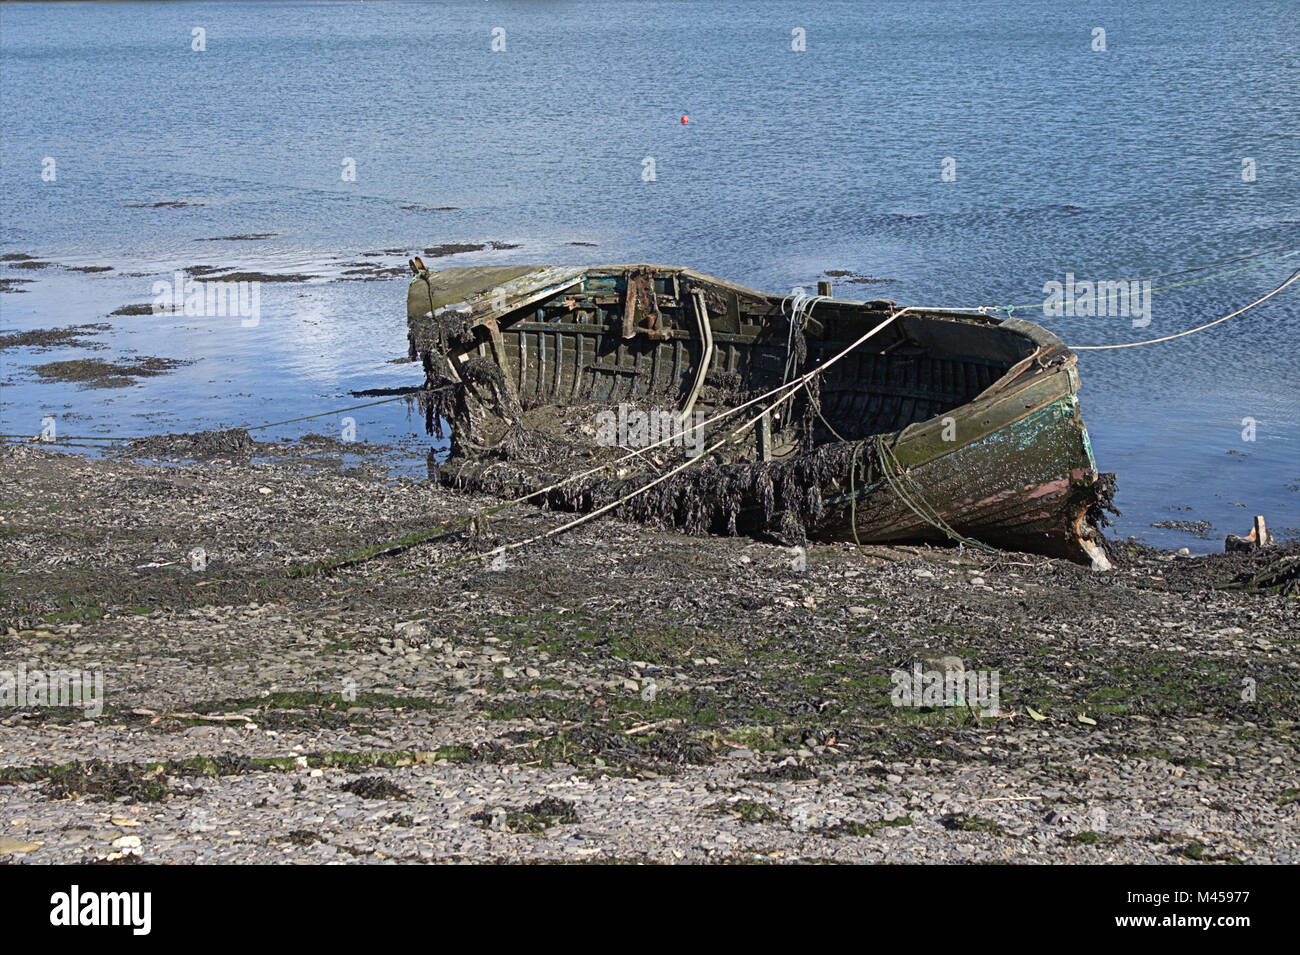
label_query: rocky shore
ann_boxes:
[0,441,1296,864]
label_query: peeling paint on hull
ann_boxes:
[814,398,1106,560]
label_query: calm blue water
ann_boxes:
[2,0,1297,550]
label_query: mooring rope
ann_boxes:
[1068,267,1300,350]
[1110,238,1300,282]
[244,393,431,431]
[780,292,827,363]
[937,243,1300,317]
[871,435,1000,554]
[770,291,821,426]
[0,431,149,442]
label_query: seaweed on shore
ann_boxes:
[126,428,256,461]
[437,432,862,545]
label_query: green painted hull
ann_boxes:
[815,397,1103,559]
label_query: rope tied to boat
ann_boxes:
[776,291,828,422]
[982,305,1019,320]
[869,435,1001,555]
[1070,266,1300,350]
[781,291,827,367]
[0,391,442,445]
[942,242,1300,319]
[948,262,1300,350]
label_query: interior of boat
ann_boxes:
[412,265,1046,465]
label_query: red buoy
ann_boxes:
[680,115,689,125]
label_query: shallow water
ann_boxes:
[1,0,1297,551]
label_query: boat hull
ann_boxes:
[407,264,1115,564]
[814,395,1104,559]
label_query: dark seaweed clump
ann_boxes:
[40,761,171,804]
[0,324,108,351]
[423,358,523,450]
[409,308,477,362]
[471,797,580,832]
[126,428,256,461]
[340,776,410,800]
[32,356,189,388]
[438,432,863,546]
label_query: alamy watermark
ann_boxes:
[50,885,150,935]
[1042,273,1151,328]
[890,662,1000,717]
[152,271,260,327]
[595,403,706,456]
[1,663,104,718]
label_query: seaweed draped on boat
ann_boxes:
[406,262,1116,566]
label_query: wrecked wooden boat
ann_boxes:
[406,262,1115,566]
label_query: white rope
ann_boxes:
[1070,268,1300,350]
